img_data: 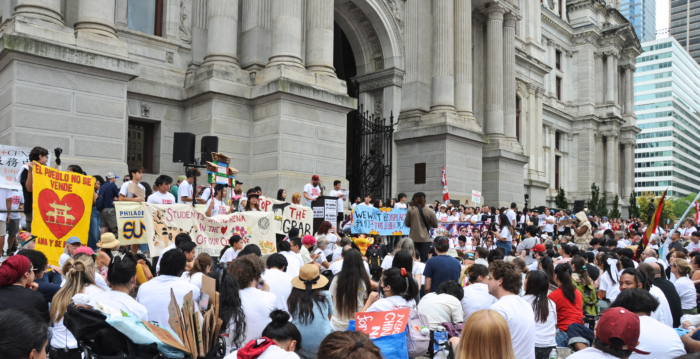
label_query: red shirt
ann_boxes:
[548,287,583,331]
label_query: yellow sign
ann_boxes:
[31,163,94,265]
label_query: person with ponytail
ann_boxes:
[362,267,418,312]
[50,256,104,358]
[181,253,213,291]
[0,255,49,324]
[597,252,622,308]
[549,263,583,348]
[672,258,698,315]
[89,252,147,320]
[218,271,246,354]
[523,270,557,359]
[225,310,302,359]
[317,331,382,359]
[287,264,331,359]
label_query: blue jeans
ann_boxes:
[496,240,512,256]
[87,210,100,251]
[556,329,569,348]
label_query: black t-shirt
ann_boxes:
[20,168,31,215]
[670,241,684,252]
[0,285,50,323]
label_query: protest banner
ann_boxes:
[31,163,93,265]
[258,196,314,236]
[0,145,50,190]
[471,190,481,204]
[351,206,408,236]
[355,308,410,339]
[115,202,148,245]
[431,222,489,245]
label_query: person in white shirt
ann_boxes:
[328,180,345,222]
[303,175,322,206]
[0,187,13,257]
[178,169,206,206]
[181,253,212,291]
[224,312,301,359]
[487,261,536,359]
[155,233,193,274]
[543,210,556,237]
[89,252,148,320]
[220,235,244,267]
[329,245,370,276]
[610,288,686,359]
[686,231,700,253]
[137,250,200,331]
[598,254,622,305]
[362,267,418,312]
[205,184,228,217]
[671,258,697,313]
[262,254,294,312]
[523,270,558,356]
[6,189,23,254]
[600,217,612,231]
[634,263,674,327]
[229,253,277,354]
[417,281,464,330]
[279,240,304,278]
[394,193,407,209]
[436,205,449,222]
[147,175,176,205]
[507,203,518,229]
[118,167,149,255]
[462,263,497,321]
[357,194,373,208]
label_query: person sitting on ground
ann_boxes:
[312,238,331,269]
[219,235,244,268]
[672,258,698,315]
[229,254,276,348]
[287,264,332,359]
[566,307,650,359]
[611,288,686,358]
[524,270,557,358]
[262,253,293,313]
[217,270,246,354]
[452,309,516,359]
[156,233,192,274]
[181,253,212,291]
[89,252,148,320]
[300,235,317,265]
[0,255,49,323]
[329,248,371,331]
[487,260,536,359]
[137,250,200,330]
[424,236,461,294]
[417,280,464,330]
[362,267,418,312]
[550,263,583,348]
[317,331,382,359]
[17,249,59,304]
[329,246,370,276]
[279,239,304,278]
[0,309,49,359]
[461,263,497,321]
[648,262,683,327]
[225,310,302,359]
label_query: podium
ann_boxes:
[311,196,340,234]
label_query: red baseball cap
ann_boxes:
[596,308,649,355]
[312,175,320,181]
[532,244,546,253]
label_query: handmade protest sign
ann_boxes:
[115,202,148,245]
[0,145,49,190]
[351,206,409,236]
[31,163,93,265]
[355,308,410,339]
[258,196,314,236]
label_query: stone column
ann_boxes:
[605,134,615,193]
[454,0,473,119]
[431,0,456,113]
[605,54,615,103]
[472,12,486,124]
[504,12,517,141]
[485,6,505,137]
[75,0,117,38]
[202,0,240,68]
[268,0,304,68]
[624,65,634,114]
[241,0,272,71]
[15,0,63,24]
[549,40,556,97]
[595,52,605,104]
[306,0,335,76]
[623,140,634,199]
[550,127,556,189]
[595,134,604,186]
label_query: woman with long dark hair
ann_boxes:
[404,192,438,262]
[89,252,147,319]
[329,249,371,331]
[549,263,583,348]
[181,253,213,290]
[229,254,275,352]
[596,252,622,308]
[538,256,558,292]
[243,189,260,212]
[230,310,301,358]
[287,264,331,359]
[205,184,228,217]
[277,189,287,202]
[523,271,557,359]
[219,271,246,354]
[492,213,514,256]
[362,267,418,312]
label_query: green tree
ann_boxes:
[637,191,676,225]
[598,192,609,218]
[555,188,569,210]
[610,195,621,219]
[668,192,698,220]
[628,191,639,219]
[588,183,601,215]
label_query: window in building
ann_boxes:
[516,96,521,143]
[556,77,562,100]
[415,163,426,185]
[127,120,155,173]
[127,0,164,36]
[555,155,561,190]
[556,50,562,70]
[555,131,561,151]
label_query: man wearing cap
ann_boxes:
[303,175,322,206]
[423,236,461,294]
[170,175,185,203]
[567,307,650,359]
[59,237,82,269]
[98,172,121,235]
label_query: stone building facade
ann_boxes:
[0,0,640,211]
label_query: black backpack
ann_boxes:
[63,304,133,357]
[366,244,383,275]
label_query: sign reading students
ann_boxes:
[31,163,94,265]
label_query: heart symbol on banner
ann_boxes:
[221,226,228,235]
[37,189,86,239]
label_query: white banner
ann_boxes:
[258,196,314,236]
[1,145,50,190]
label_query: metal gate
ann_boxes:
[350,104,394,204]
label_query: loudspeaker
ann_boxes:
[173,132,196,164]
[574,200,585,213]
[201,136,219,163]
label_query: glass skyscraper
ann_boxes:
[621,0,657,41]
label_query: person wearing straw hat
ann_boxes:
[288,264,332,359]
[96,233,120,279]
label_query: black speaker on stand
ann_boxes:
[173,132,196,164]
[201,136,219,163]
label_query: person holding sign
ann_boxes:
[205,184,229,217]
[147,175,176,205]
[19,146,49,233]
[119,166,146,254]
[243,189,261,211]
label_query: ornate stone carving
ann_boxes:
[141,104,151,118]
[179,0,192,44]
[354,67,405,92]
[483,6,505,21]
[503,12,518,28]
[385,0,405,32]
[594,51,605,58]
[565,50,573,57]
[373,90,383,117]
[374,57,384,71]
[370,39,382,55]
[166,52,174,63]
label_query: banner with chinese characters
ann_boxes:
[258,196,314,236]
[1,145,50,190]
[351,206,409,236]
[31,164,93,265]
[115,203,277,257]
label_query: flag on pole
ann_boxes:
[694,200,699,224]
[636,189,667,260]
[442,167,449,202]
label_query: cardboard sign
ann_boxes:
[355,308,410,339]
[31,164,94,265]
[257,196,314,236]
[471,190,481,204]
[559,218,574,227]
[201,275,216,311]
[351,206,409,236]
[128,182,146,200]
[142,320,189,353]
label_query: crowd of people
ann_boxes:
[4,146,700,359]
